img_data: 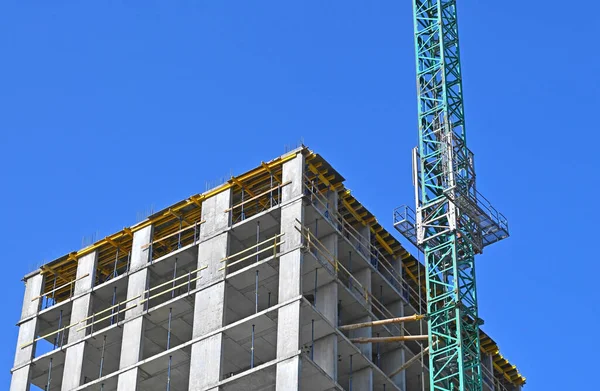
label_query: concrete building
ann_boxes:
[10,147,525,391]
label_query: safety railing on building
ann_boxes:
[297,223,412,336]
[21,232,289,353]
[33,273,91,311]
[227,180,291,224]
[219,233,285,273]
[145,220,206,262]
[303,176,425,311]
[296,222,433,381]
[20,264,208,351]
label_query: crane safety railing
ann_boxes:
[303,176,425,310]
[20,264,209,350]
[218,233,285,272]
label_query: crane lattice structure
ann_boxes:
[394,1,510,390]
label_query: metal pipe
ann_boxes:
[256,221,260,263]
[45,357,53,391]
[99,335,107,378]
[172,258,178,299]
[177,218,182,249]
[57,310,63,349]
[348,251,352,289]
[388,345,432,378]
[350,335,428,344]
[50,276,57,308]
[167,308,172,350]
[251,324,255,368]
[314,268,318,306]
[255,270,259,314]
[110,287,117,325]
[167,355,172,391]
[113,246,120,278]
[339,315,425,331]
[243,189,247,220]
[311,319,315,360]
[270,174,273,208]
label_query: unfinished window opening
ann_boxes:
[221,314,277,381]
[29,351,66,391]
[145,246,199,311]
[227,213,282,274]
[137,344,191,391]
[142,293,195,361]
[79,326,123,386]
[148,203,203,261]
[93,233,134,287]
[229,167,285,224]
[28,301,74,359]
[85,276,130,335]
[225,262,280,326]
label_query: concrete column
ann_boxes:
[313,232,338,380]
[381,300,406,390]
[276,153,304,391]
[116,225,153,391]
[188,189,230,391]
[357,224,371,259]
[10,272,44,391]
[353,367,373,391]
[61,251,98,390]
[351,267,372,357]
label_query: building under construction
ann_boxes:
[10,147,525,391]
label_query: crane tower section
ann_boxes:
[394,1,509,390]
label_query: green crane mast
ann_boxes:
[394,1,509,390]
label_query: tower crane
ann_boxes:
[394,1,510,390]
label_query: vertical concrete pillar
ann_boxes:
[353,367,373,390]
[357,224,371,259]
[276,153,304,391]
[61,251,98,390]
[313,232,338,380]
[116,225,153,391]
[351,267,372,358]
[188,189,230,391]
[381,300,406,390]
[10,272,44,391]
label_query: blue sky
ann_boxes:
[1,1,596,389]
